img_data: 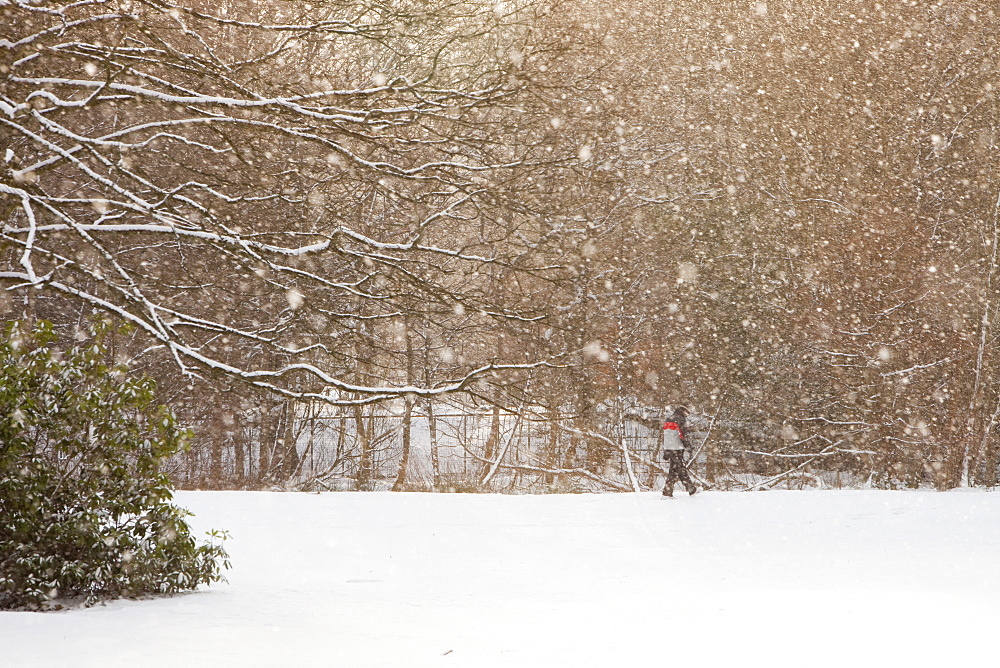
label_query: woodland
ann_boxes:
[3,0,999,492]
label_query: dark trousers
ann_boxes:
[663,450,695,495]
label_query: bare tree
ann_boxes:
[1,0,562,409]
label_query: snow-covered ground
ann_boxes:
[3,490,998,667]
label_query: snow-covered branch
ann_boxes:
[1,0,565,405]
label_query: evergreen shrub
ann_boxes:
[0,321,229,610]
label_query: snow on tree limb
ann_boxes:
[1,0,565,404]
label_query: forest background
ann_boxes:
[3,0,998,494]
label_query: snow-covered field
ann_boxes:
[3,490,998,667]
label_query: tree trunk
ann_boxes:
[393,396,414,491]
[257,398,281,483]
[233,412,246,485]
[393,326,416,491]
[481,405,501,485]
[545,406,559,486]
[424,345,440,488]
[279,400,300,483]
[354,405,372,490]
[207,408,226,489]
[428,398,440,488]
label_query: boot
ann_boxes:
[687,485,698,496]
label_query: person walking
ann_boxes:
[660,406,698,497]
[625,405,698,497]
